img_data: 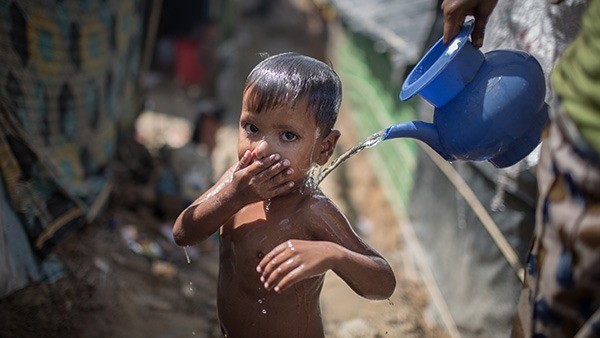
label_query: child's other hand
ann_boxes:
[256,240,338,293]
[232,150,295,204]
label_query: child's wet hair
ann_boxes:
[243,52,342,133]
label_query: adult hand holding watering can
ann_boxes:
[383,19,548,168]
[441,0,499,47]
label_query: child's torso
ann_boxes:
[217,199,326,337]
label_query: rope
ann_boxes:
[419,145,525,283]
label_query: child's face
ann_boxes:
[238,92,338,187]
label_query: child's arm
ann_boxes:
[256,200,396,300]
[172,151,295,246]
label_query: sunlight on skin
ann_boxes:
[180,159,240,263]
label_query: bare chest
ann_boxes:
[219,203,311,286]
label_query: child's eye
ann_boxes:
[243,123,259,134]
[282,131,297,141]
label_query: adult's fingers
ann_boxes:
[442,0,498,47]
[471,16,487,47]
[443,18,464,45]
[471,0,497,47]
[441,0,466,44]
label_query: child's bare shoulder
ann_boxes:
[304,194,339,212]
[300,194,351,232]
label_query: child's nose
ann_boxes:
[253,140,270,159]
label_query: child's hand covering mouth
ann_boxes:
[239,150,280,168]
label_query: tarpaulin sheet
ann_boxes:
[0,0,144,297]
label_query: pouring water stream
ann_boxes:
[309,130,387,185]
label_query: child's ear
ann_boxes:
[317,129,341,165]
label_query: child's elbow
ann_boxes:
[172,227,186,247]
[381,274,397,299]
[172,224,193,247]
[352,275,396,300]
[173,224,212,247]
[372,272,396,300]
[364,265,396,300]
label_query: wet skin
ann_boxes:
[173,94,396,337]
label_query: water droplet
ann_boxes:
[183,246,191,264]
[264,199,271,212]
[261,309,267,314]
[258,298,264,304]
[182,281,195,297]
[192,331,196,335]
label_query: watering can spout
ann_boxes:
[383,121,453,161]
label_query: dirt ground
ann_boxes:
[0,1,450,337]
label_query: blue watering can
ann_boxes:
[383,19,549,168]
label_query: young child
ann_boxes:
[173,52,396,337]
